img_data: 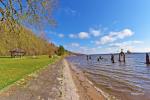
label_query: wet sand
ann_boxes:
[62,59,79,100]
[65,59,105,100]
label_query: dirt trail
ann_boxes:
[0,61,64,100]
[0,59,105,100]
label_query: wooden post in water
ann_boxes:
[87,55,89,61]
[146,53,150,64]
[89,56,91,60]
[111,54,115,63]
[119,49,125,62]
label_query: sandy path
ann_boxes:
[62,59,79,100]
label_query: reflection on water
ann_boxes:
[67,53,150,100]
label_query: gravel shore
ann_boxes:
[66,59,105,100]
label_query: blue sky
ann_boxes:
[45,0,150,54]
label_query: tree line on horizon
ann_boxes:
[0,0,69,56]
[0,0,68,56]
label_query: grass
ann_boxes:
[0,55,59,90]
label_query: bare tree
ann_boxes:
[0,0,58,49]
[0,0,58,28]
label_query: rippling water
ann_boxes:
[67,53,150,100]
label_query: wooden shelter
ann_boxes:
[10,48,26,58]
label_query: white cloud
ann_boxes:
[66,44,101,54]
[68,27,101,39]
[90,28,101,37]
[130,47,150,53]
[69,34,77,38]
[110,29,133,39]
[76,46,98,54]
[78,32,89,39]
[97,46,102,48]
[109,40,144,52]
[70,43,80,47]
[66,40,144,54]
[69,32,90,39]
[109,40,143,47]
[99,35,115,44]
[58,34,64,38]
[96,29,134,44]
[64,8,77,16]
[144,48,150,52]
[131,40,143,44]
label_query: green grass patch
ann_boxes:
[0,55,59,90]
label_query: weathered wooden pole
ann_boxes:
[119,49,125,62]
[111,54,115,63]
[146,53,150,64]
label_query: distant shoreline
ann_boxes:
[73,52,148,56]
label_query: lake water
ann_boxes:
[67,53,150,100]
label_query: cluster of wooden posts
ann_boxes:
[111,49,126,63]
[87,50,150,65]
[87,49,126,63]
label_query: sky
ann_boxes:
[45,0,150,54]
